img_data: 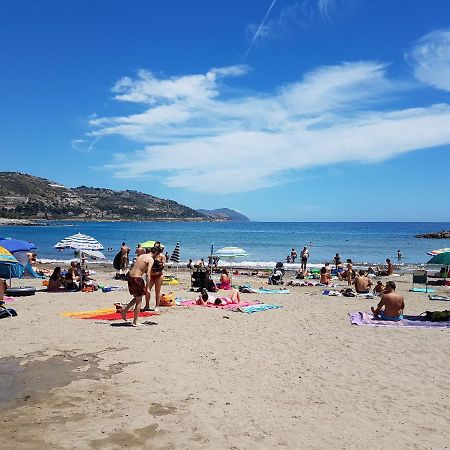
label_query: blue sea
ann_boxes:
[1,221,450,268]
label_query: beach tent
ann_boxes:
[0,246,22,285]
[0,237,41,278]
[215,246,249,281]
[169,242,181,277]
[427,248,450,265]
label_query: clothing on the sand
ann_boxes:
[349,311,450,328]
[128,276,146,297]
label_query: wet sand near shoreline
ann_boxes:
[0,268,449,449]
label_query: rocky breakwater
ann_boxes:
[415,230,450,239]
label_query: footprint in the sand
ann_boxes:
[148,402,177,416]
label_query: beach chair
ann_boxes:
[191,266,209,291]
[412,270,428,292]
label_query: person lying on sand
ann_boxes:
[353,270,373,294]
[371,281,404,321]
[196,288,241,306]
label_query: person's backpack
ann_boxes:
[422,310,450,322]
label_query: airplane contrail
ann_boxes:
[243,0,278,61]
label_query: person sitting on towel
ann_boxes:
[216,269,231,290]
[48,267,65,292]
[373,280,384,296]
[320,267,331,285]
[371,281,404,321]
[353,270,373,294]
[196,288,241,305]
[368,258,394,277]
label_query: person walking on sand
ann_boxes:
[300,246,309,271]
[121,249,154,326]
[371,281,404,321]
[120,242,130,274]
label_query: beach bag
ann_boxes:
[342,288,356,297]
[160,292,175,307]
[422,310,450,322]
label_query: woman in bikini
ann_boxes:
[143,246,166,312]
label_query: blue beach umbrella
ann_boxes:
[0,237,37,253]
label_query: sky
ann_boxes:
[1,0,450,221]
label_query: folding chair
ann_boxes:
[412,270,428,292]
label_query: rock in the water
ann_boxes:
[415,231,450,239]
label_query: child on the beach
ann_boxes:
[320,267,331,285]
[373,280,384,296]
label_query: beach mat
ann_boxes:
[81,311,158,320]
[1,296,15,303]
[233,304,282,313]
[249,288,290,294]
[429,295,450,301]
[349,312,450,328]
[177,299,260,310]
[62,308,116,318]
[410,288,436,293]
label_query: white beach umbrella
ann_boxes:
[215,246,249,281]
[54,232,104,251]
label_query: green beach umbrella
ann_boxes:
[140,240,165,249]
[427,248,450,265]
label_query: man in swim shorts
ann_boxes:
[371,281,404,321]
[353,270,373,294]
[120,242,130,274]
[121,249,154,326]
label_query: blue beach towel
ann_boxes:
[251,288,290,294]
[236,304,282,313]
[410,288,435,293]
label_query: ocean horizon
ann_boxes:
[1,221,450,268]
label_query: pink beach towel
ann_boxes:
[178,299,260,310]
[349,311,450,328]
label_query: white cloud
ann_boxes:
[407,29,450,91]
[83,58,450,194]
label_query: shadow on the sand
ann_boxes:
[110,321,158,327]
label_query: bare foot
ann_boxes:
[131,322,140,327]
[154,307,160,313]
[120,308,128,321]
[371,306,379,317]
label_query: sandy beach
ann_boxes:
[1,267,449,450]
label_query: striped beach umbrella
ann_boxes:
[169,242,180,276]
[54,233,104,251]
[170,242,180,263]
[427,248,450,265]
[0,245,20,285]
[0,245,18,264]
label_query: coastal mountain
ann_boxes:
[0,172,206,221]
[197,208,250,222]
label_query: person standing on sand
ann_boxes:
[371,281,404,321]
[333,253,342,269]
[121,249,154,326]
[300,246,309,272]
[0,279,6,301]
[142,246,166,312]
[120,242,130,274]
